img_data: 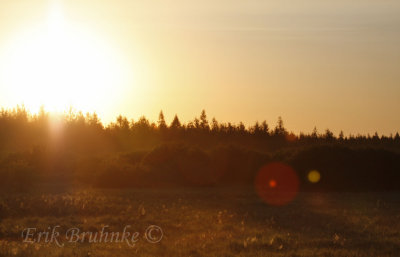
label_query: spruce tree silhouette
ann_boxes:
[274,116,286,136]
[261,121,269,135]
[311,126,318,139]
[199,110,209,131]
[211,118,219,133]
[158,111,167,130]
[339,131,345,141]
[170,114,181,129]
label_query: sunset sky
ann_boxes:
[0,0,399,135]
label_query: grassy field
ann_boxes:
[0,188,399,256]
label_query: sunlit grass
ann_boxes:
[0,189,399,256]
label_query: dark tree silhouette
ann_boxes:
[324,129,334,141]
[395,132,400,142]
[211,118,219,133]
[261,121,269,135]
[170,114,181,129]
[158,111,167,130]
[311,126,318,139]
[339,131,345,141]
[0,106,399,191]
[274,116,286,136]
[199,110,209,131]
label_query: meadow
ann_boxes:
[1,108,400,256]
[0,188,399,257]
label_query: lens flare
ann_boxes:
[255,162,299,206]
[308,170,321,183]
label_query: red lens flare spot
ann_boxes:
[269,179,277,188]
[255,162,300,206]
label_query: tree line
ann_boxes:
[0,106,399,192]
[0,106,398,153]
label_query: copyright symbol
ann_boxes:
[145,225,163,243]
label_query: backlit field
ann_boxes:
[0,188,399,257]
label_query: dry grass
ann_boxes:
[0,188,399,256]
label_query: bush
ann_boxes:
[0,157,38,192]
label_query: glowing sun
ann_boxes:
[0,3,130,113]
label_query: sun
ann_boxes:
[0,3,130,114]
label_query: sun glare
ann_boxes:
[0,3,130,114]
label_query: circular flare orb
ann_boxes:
[308,170,321,183]
[255,162,300,206]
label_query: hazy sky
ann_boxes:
[0,0,399,135]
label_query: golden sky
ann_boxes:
[0,0,399,135]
